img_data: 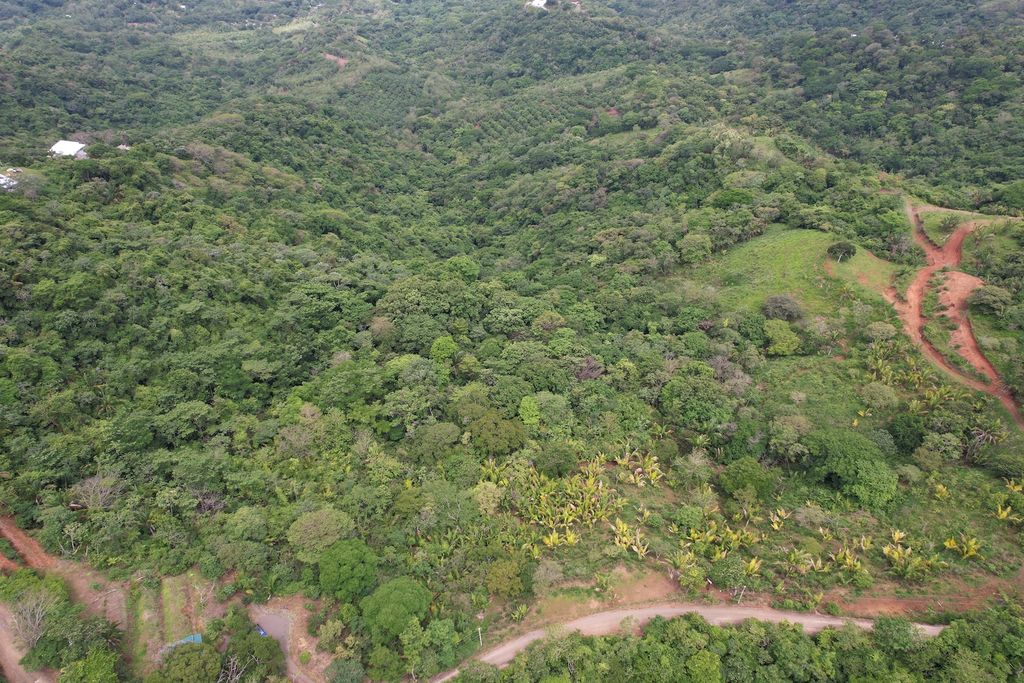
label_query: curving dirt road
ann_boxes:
[431,603,945,681]
[885,200,1024,427]
[0,517,128,627]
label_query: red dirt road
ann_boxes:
[886,201,1024,427]
[0,518,128,627]
[0,554,19,573]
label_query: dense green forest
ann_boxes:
[2,0,1024,681]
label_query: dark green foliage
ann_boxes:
[1,1,1022,678]
[806,429,899,509]
[458,604,1024,682]
[319,540,380,604]
[0,571,120,678]
[145,643,221,683]
[763,295,804,322]
[718,457,777,501]
[221,608,285,682]
[659,362,734,433]
[827,242,857,261]
[360,578,432,644]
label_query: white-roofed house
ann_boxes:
[49,140,88,159]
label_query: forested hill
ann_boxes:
[3,2,1024,682]
[1,0,1023,192]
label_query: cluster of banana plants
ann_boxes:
[681,518,760,561]
[610,444,665,488]
[513,458,624,550]
[780,533,872,578]
[611,517,649,559]
[882,529,946,580]
[943,533,982,560]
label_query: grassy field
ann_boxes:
[918,208,986,245]
[272,18,315,34]
[127,586,163,678]
[160,575,194,641]
[684,228,839,314]
[832,244,900,300]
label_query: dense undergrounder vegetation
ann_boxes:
[1,0,1024,681]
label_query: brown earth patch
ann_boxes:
[323,53,348,70]
[0,517,128,627]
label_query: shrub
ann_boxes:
[806,429,898,509]
[861,382,899,410]
[764,319,801,356]
[826,241,857,261]
[707,554,745,588]
[763,295,803,321]
[360,577,432,643]
[718,457,777,501]
[319,539,379,603]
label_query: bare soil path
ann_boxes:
[0,604,57,683]
[0,554,19,574]
[0,517,128,627]
[249,597,328,683]
[322,53,348,70]
[431,603,945,682]
[885,200,1024,427]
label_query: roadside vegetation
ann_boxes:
[1,0,1023,681]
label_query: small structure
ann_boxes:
[528,0,547,8]
[158,633,202,660]
[49,140,88,159]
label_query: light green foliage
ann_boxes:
[287,508,355,563]
[57,647,119,683]
[2,2,1023,678]
[319,539,379,603]
[660,362,734,432]
[518,395,541,427]
[471,605,1024,682]
[678,233,713,264]
[486,559,524,600]
[764,319,801,356]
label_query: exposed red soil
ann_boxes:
[884,201,1024,428]
[0,554,19,574]
[0,517,128,627]
[322,53,348,70]
[0,604,57,683]
[249,596,329,683]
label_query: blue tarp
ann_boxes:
[167,633,202,649]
